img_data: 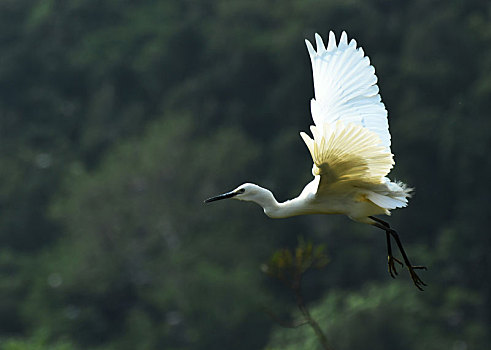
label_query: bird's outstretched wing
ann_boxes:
[300,121,394,192]
[305,31,391,152]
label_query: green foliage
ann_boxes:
[0,0,490,349]
[263,238,329,286]
[0,331,76,350]
[263,239,332,350]
[268,282,489,350]
[22,115,271,349]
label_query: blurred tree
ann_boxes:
[263,239,331,349]
[0,331,76,350]
[0,0,489,348]
[24,116,274,349]
[267,282,489,350]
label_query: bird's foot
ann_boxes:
[407,265,427,291]
[387,255,403,278]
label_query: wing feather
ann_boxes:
[306,31,391,151]
[300,121,394,193]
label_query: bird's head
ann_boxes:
[204,183,268,204]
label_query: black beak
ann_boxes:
[204,190,239,203]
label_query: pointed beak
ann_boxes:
[204,190,239,203]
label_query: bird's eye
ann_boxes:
[238,188,245,194]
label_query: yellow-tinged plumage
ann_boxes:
[204,31,427,290]
[300,121,394,191]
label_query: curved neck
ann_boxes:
[249,188,309,219]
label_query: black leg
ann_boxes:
[369,216,427,291]
[388,228,427,290]
[372,220,403,279]
[369,215,390,228]
[370,216,403,278]
[385,231,402,278]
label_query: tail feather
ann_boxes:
[367,192,408,209]
[366,178,413,211]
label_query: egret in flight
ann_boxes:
[205,32,426,290]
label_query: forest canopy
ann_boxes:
[0,0,490,349]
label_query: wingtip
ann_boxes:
[300,131,315,158]
[314,33,325,51]
[340,31,348,46]
[305,39,315,56]
[327,31,336,51]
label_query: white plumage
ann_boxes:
[307,32,391,152]
[205,31,426,290]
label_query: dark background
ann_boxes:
[0,0,490,349]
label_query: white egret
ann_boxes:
[205,32,426,290]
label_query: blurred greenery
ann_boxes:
[262,239,332,349]
[262,238,329,286]
[0,0,490,349]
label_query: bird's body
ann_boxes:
[205,31,426,289]
[238,178,404,223]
